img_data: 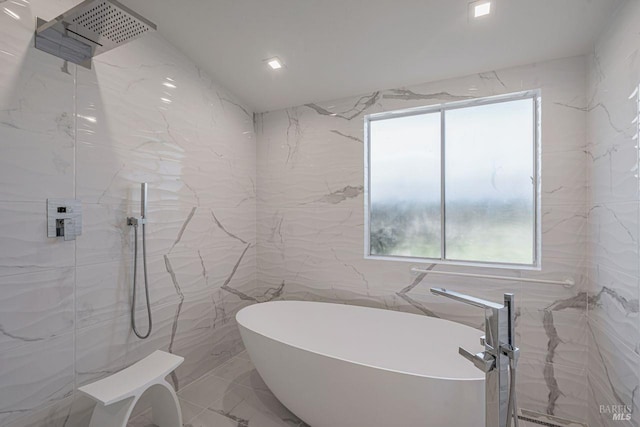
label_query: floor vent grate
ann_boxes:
[517,409,588,427]
[518,414,564,427]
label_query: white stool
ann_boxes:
[78,350,184,427]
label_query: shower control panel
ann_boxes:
[47,199,82,241]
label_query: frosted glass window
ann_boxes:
[445,100,535,264]
[369,113,441,258]
[365,92,539,267]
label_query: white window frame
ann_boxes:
[363,90,542,270]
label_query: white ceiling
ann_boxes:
[121,0,624,113]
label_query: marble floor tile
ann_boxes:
[127,399,203,427]
[178,373,235,410]
[136,352,307,427]
[208,353,271,394]
[207,382,308,427]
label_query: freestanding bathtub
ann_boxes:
[236,301,485,427]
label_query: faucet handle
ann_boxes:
[62,218,76,241]
[459,347,495,373]
[501,343,521,363]
[480,335,486,346]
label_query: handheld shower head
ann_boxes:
[141,183,148,219]
[129,182,151,339]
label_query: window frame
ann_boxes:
[363,90,542,270]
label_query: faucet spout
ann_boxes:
[430,287,504,310]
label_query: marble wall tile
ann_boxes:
[519,310,588,370]
[588,132,639,204]
[0,2,76,204]
[542,151,589,206]
[0,1,257,425]
[588,263,639,356]
[75,244,257,329]
[0,267,74,352]
[75,35,256,209]
[0,202,75,277]
[76,257,176,329]
[75,202,135,267]
[75,139,256,209]
[3,397,74,427]
[517,359,589,424]
[589,202,640,279]
[0,333,74,426]
[588,320,640,424]
[75,203,256,267]
[587,2,640,425]
[541,203,588,261]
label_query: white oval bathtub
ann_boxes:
[236,301,485,427]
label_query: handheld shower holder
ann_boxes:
[127,216,147,227]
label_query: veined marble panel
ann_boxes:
[517,359,588,424]
[591,2,640,82]
[540,203,588,261]
[76,257,177,329]
[76,205,256,327]
[588,263,639,357]
[587,84,637,149]
[75,139,255,209]
[0,1,76,204]
[0,202,75,277]
[0,333,74,426]
[588,320,640,426]
[541,150,589,206]
[0,267,74,352]
[518,310,588,370]
[75,35,255,209]
[76,203,255,267]
[587,2,640,426]
[587,132,640,205]
[588,201,640,279]
[520,258,588,309]
[4,397,74,427]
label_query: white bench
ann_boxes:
[78,351,184,427]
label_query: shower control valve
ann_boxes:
[47,199,82,241]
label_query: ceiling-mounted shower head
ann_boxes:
[35,0,156,69]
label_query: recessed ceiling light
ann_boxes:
[472,1,492,18]
[266,57,283,70]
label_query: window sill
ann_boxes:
[364,254,542,272]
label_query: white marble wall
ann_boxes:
[0,1,258,425]
[256,56,591,423]
[587,1,640,426]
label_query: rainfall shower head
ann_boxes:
[35,0,156,68]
